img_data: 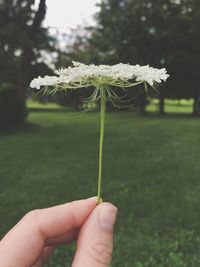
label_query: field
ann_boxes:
[1,100,200,266]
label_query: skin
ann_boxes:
[0,197,117,267]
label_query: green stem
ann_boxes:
[97,86,106,204]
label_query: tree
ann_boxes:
[0,0,54,126]
[85,0,171,114]
[163,0,200,115]
[84,0,200,115]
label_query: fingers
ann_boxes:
[72,202,117,267]
[46,228,79,246]
[32,228,79,267]
[0,197,96,267]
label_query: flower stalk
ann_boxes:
[97,86,106,204]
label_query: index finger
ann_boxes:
[0,197,96,267]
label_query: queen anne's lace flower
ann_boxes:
[30,61,169,90]
[30,61,169,205]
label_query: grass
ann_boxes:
[28,100,61,110]
[1,100,200,266]
[146,99,193,114]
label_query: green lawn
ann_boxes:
[1,101,200,266]
[146,99,193,114]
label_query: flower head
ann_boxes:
[30,61,169,91]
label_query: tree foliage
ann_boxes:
[0,0,55,126]
[82,0,200,115]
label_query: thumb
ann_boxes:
[72,202,117,267]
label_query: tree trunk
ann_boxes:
[158,90,165,115]
[192,87,200,116]
[138,93,147,115]
[15,0,47,122]
[15,45,34,123]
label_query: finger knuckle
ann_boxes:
[86,241,112,265]
[24,209,42,221]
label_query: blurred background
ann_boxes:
[1,0,200,266]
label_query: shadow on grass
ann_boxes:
[0,121,43,136]
[1,110,199,136]
[28,103,198,119]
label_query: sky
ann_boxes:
[36,0,101,33]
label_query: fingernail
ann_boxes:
[99,203,117,232]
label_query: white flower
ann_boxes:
[30,76,60,89]
[30,61,169,90]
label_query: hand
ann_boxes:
[0,197,117,267]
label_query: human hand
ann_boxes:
[0,197,117,267]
